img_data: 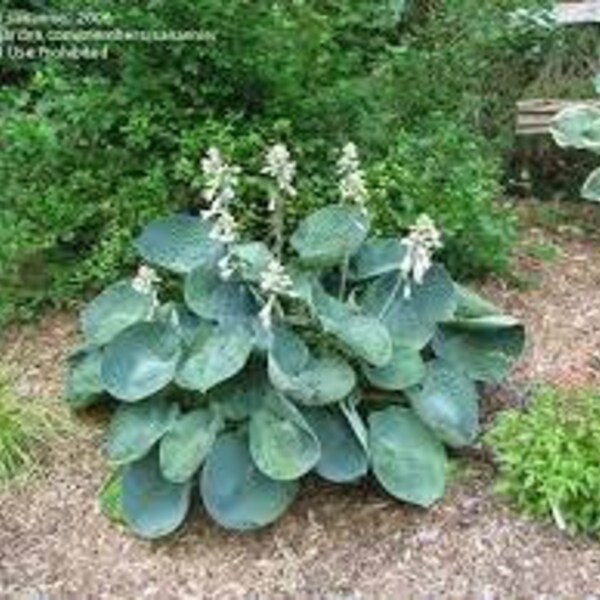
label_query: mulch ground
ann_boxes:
[2,201,600,599]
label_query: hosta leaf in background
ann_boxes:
[408,360,479,448]
[208,366,268,421]
[582,167,600,202]
[64,347,104,409]
[303,406,368,483]
[350,238,406,280]
[434,316,525,382]
[549,106,600,152]
[156,303,203,347]
[185,265,258,324]
[249,392,321,480]
[313,286,392,367]
[122,450,192,539]
[201,430,298,530]
[369,406,446,507]
[176,324,254,392]
[363,344,425,391]
[107,396,178,464]
[101,321,182,402]
[229,242,274,282]
[291,204,369,268]
[159,408,223,483]
[134,214,223,273]
[81,280,153,346]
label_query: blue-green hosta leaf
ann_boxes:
[362,265,457,350]
[101,321,182,402]
[134,214,223,273]
[122,450,192,539]
[362,344,426,391]
[582,167,600,202]
[185,265,258,324]
[155,302,204,347]
[291,204,369,268]
[201,430,298,530]
[159,408,223,483]
[175,323,254,392]
[249,392,321,480]
[64,347,104,409]
[81,280,154,347]
[350,238,406,280]
[550,105,600,152]
[107,396,179,465]
[313,285,392,367]
[369,406,447,507]
[340,395,369,453]
[408,360,479,448]
[454,284,500,319]
[433,316,525,382]
[303,406,368,483]
[229,242,274,282]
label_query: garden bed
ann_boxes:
[1,202,600,599]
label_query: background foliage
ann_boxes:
[0,0,583,322]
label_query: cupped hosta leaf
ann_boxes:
[159,408,223,483]
[122,449,192,539]
[369,406,447,507]
[107,396,179,464]
[454,284,500,319]
[201,430,298,530]
[291,204,369,268]
[185,265,258,324]
[156,302,204,347]
[362,265,457,350]
[101,321,182,402]
[313,285,392,367]
[303,406,368,483]
[550,106,600,152]
[350,238,406,280]
[229,242,274,282]
[134,214,223,273]
[362,344,426,391]
[433,316,525,382]
[208,366,268,421]
[250,392,321,480]
[582,167,600,202]
[408,360,479,448]
[81,280,153,346]
[175,323,254,392]
[64,347,104,409]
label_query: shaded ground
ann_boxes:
[2,202,600,599]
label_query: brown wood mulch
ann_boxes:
[1,201,600,599]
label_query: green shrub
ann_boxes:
[0,0,555,322]
[487,388,600,536]
[64,145,524,538]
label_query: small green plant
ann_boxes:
[0,373,61,483]
[487,388,600,536]
[549,77,600,202]
[65,144,524,539]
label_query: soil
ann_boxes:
[2,202,600,600]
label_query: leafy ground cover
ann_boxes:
[1,201,600,598]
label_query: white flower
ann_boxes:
[337,142,368,213]
[209,210,238,244]
[399,215,442,296]
[258,259,295,329]
[132,265,161,295]
[262,143,296,211]
[200,147,240,219]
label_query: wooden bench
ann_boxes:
[516,2,599,135]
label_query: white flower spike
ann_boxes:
[337,142,369,214]
[262,143,297,211]
[399,214,442,297]
[258,258,295,329]
[200,147,241,219]
[132,264,161,296]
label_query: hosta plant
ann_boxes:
[64,143,525,539]
[549,77,600,201]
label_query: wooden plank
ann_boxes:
[516,99,600,135]
[554,1,600,24]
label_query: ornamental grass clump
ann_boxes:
[65,143,525,539]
